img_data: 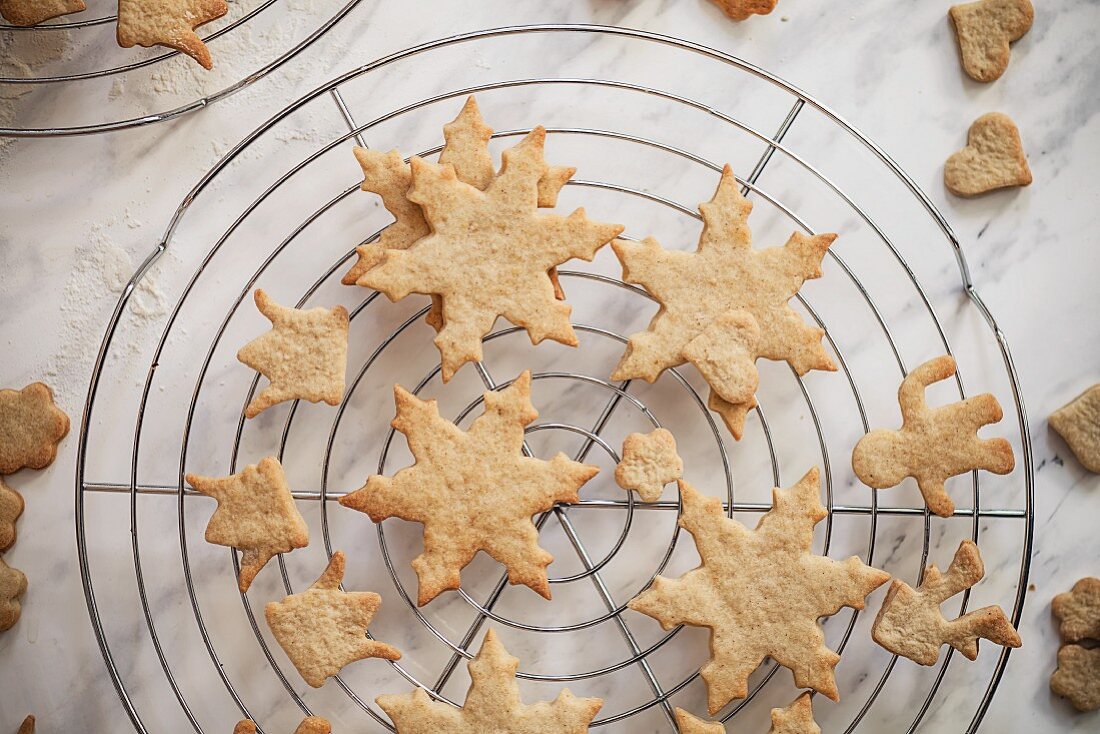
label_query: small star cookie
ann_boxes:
[185,456,309,592]
[0,478,24,552]
[265,551,400,688]
[872,540,1021,665]
[1049,384,1100,474]
[629,470,889,712]
[674,693,819,733]
[237,289,349,419]
[116,0,229,70]
[360,130,622,381]
[1052,577,1100,643]
[233,717,331,734]
[0,382,69,475]
[1051,644,1100,712]
[0,555,27,632]
[615,428,684,503]
[674,708,724,734]
[377,628,603,733]
[611,166,836,440]
[341,371,599,605]
[0,0,84,26]
[852,355,1015,517]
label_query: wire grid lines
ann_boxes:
[0,0,362,136]
[74,25,1034,734]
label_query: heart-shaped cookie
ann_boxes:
[945,112,1032,197]
[949,0,1034,82]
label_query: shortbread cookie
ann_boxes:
[237,289,349,419]
[0,555,26,632]
[265,551,400,687]
[117,0,228,70]
[769,693,821,734]
[674,708,724,734]
[872,540,1021,665]
[852,355,1014,517]
[0,478,24,552]
[1053,578,1100,643]
[377,628,602,733]
[1049,385,1100,473]
[682,310,761,438]
[0,383,70,475]
[629,470,889,712]
[949,0,1033,82]
[185,456,309,592]
[1051,644,1100,712]
[0,0,84,26]
[944,113,1032,197]
[709,0,778,21]
[234,717,331,734]
[615,428,683,503]
[340,371,599,605]
[360,130,622,381]
[612,166,836,439]
[16,716,34,734]
[343,96,573,327]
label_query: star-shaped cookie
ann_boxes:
[360,130,623,381]
[674,692,819,733]
[872,540,1020,665]
[1053,577,1100,643]
[237,289,349,419]
[342,96,574,327]
[1051,644,1100,712]
[339,370,599,605]
[615,428,684,502]
[629,470,889,713]
[265,551,400,688]
[0,382,69,475]
[377,628,603,733]
[612,166,836,439]
[185,456,309,592]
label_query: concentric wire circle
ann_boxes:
[0,0,362,136]
[75,24,1034,734]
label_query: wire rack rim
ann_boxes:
[74,24,1035,734]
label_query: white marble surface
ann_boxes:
[1,0,1098,732]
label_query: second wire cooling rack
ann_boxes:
[75,25,1033,734]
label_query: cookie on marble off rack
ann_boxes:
[0,554,27,633]
[0,478,24,553]
[611,165,836,440]
[356,123,623,381]
[1049,384,1100,474]
[343,96,574,330]
[185,456,309,592]
[116,0,229,70]
[949,0,1034,83]
[265,551,400,688]
[0,0,84,26]
[376,628,603,733]
[15,716,34,734]
[944,112,1032,197]
[629,469,889,714]
[339,370,599,605]
[675,692,820,733]
[0,382,70,475]
[852,355,1015,517]
[1052,577,1100,643]
[709,0,779,22]
[872,540,1021,665]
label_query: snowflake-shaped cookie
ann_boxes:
[339,370,599,605]
[629,470,889,713]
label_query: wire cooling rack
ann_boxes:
[0,0,361,136]
[75,25,1035,733]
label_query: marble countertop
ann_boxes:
[1,1,1098,732]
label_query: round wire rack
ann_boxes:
[75,24,1035,733]
[0,0,362,136]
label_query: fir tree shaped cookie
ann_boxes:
[237,290,349,419]
[629,470,889,713]
[359,130,622,381]
[872,540,1021,665]
[377,628,603,733]
[265,551,400,687]
[612,166,836,439]
[186,456,309,592]
[852,355,1015,517]
[340,371,599,605]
